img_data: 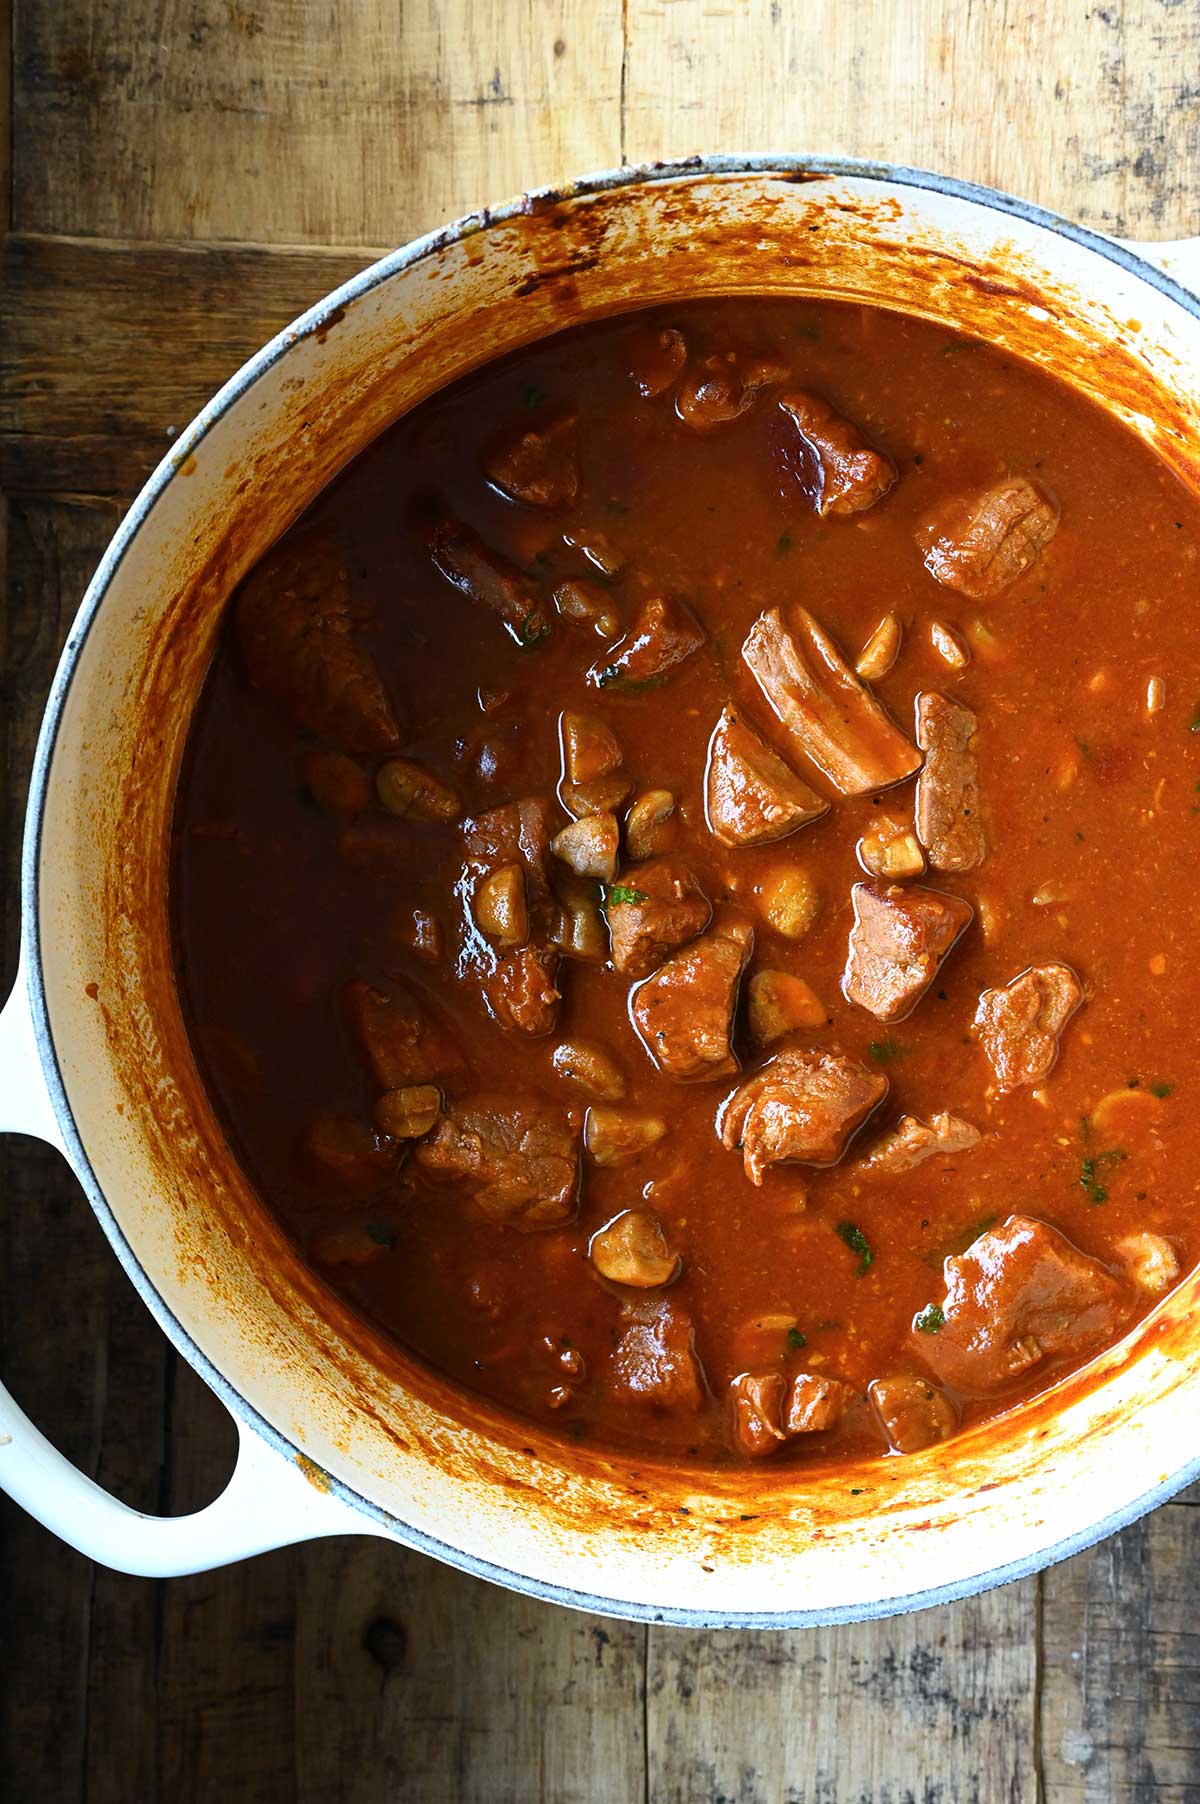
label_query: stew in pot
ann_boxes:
[173,297,1200,1468]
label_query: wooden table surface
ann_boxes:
[4,4,1200,1799]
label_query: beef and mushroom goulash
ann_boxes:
[174,298,1200,1469]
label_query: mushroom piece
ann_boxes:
[625,789,677,861]
[551,1037,627,1102]
[590,1210,680,1288]
[473,863,529,947]
[376,758,462,823]
[551,812,620,882]
[584,1106,669,1166]
[747,969,829,1045]
[373,1085,442,1140]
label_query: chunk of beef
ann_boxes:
[843,882,973,1022]
[606,859,712,978]
[628,325,688,400]
[558,709,630,817]
[972,962,1083,1091]
[484,412,580,508]
[916,1214,1128,1395]
[590,1210,679,1288]
[414,1094,578,1229]
[919,476,1059,599]
[915,692,986,872]
[483,944,561,1037]
[785,1371,854,1434]
[861,1112,981,1175]
[631,913,754,1083]
[610,1297,705,1409]
[590,594,704,690]
[463,796,555,901]
[345,978,465,1090]
[720,1047,888,1184]
[779,391,896,516]
[236,534,399,758]
[869,1375,957,1453]
[676,351,789,429]
[425,507,551,646]
[730,1371,787,1457]
[705,704,828,846]
[743,606,921,796]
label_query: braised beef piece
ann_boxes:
[843,882,973,1022]
[590,594,704,690]
[610,1296,705,1409]
[916,1215,1128,1394]
[742,606,921,795]
[868,1375,957,1453]
[785,1371,854,1434]
[720,1047,888,1184]
[628,325,688,400]
[729,1370,787,1456]
[463,798,563,1034]
[704,704,827,846]
[606,859,712,978]
[973,962,1083,1091]
[919,476,1059,599]
[236,534,400,758]
[484,944,562,1037]
[779,391,896,516]
[631,913,754,1082]
[484,413,580,509]
[676,351,789,430]
[915,692,985,872]
[425,507,552,646]
[860,1111,981,1175]
[345,978,465,1090]
[415,1094,578,1230]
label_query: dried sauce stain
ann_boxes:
[295,1452,332,1493]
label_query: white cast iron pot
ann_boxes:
[3,156,1200,1627]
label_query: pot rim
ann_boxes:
[23,151,1200,1626]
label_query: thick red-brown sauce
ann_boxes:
[173,298,1200,1469]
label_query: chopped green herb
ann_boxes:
[868,1039,903,1064]
[914,1302,945,1335]
[366,1221,396,1247]
[518,615,550,648]
[596,664,665,693]
[850,1487,865,1496]
[604,883,649,908]
[1150,1080,1174,1099]
[520,382,547,407]
[836,1221,873,1276]
[1080,1146,1128,1204]
[776,532,793,556]
[786,1326,807,1352]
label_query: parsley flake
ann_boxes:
[914,1303,945,1335]
[868,1039,903,1064]
[520,382,547,408]
[837,1221,873,1276]
[786,1326,807,1352]
[604,883,648,908]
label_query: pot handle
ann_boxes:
[1117,235,1200,295]
[0,966,367,1574]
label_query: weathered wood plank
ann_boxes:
[1041,1499,1200,1802]
[0,495,165,1804]
[13,0,623,244]
[293,1543,647,1804]
[624,0,1200,238]
[647,1579,1039,1804]
[0,234,379,493]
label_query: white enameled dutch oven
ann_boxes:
[4,156,1200,1627]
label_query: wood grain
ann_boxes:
[13,0,624,244]
[623,0,1200,239]
[647,1583,1039,1804]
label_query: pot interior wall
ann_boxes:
[29,167,1200,1617]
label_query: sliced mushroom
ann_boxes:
[376,758,462,823]
[747,969,828,1045]
[759,864,821,940]
[551,812,620,882]
[929,619,970,670]
[373,1085,442,1139]
[584,1106,669,1166]
[473,863,529,947]
[857,814,926,880]
[590,1210,680,1288]
[855,612,902,681]
[625,789,677,861]
[551,1037,627,1101]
